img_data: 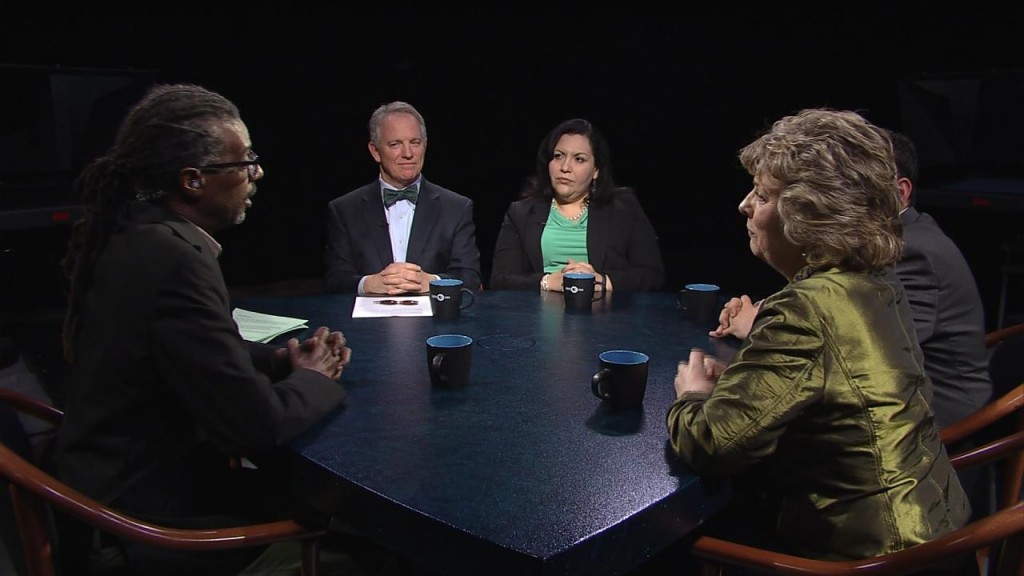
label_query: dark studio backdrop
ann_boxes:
[2,5,1023,335]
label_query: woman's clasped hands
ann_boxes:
[544,258,610,292]
[708,295,761,339]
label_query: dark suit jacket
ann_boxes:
[490,191,664,291]
[55,202,346,514]
[324,178,482,292]
[895,207,992,428]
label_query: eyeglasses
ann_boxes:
[374,300,419,306]
[198,150,260,181]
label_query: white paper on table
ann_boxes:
[351,295,433,318]
[232,308,309,343]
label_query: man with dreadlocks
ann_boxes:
[54,84,351,574]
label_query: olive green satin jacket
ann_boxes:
[667,267,969,560]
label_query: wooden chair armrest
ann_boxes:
[986,323,1024,348]
[0,443,325,551]
[940,384,1023,444]
[949,429,1024,469]
[691,501,1024,576]
[0,388,63,425]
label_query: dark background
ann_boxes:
[2,5,1023,333]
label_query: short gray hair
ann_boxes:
[368,101,427,145]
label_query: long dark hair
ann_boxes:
[521,118,627,205]
[61,84,240,361]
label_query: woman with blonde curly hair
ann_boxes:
[666,109,972,573]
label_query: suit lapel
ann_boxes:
[362,183,396,266]
[586,199,609,268]
[525,200,548,271]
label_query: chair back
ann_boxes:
[0,388,65,576]
[988,323,1024,401]
[942,384,1024,517]
[982,323,1024,521]
[0,387,326,576]
[0,402,39,575]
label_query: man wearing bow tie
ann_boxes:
[325,101,482,294]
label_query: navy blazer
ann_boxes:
[895,207,992,428]
[490,190,664,291]
[325,178,482,293]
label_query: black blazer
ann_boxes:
[55,201,346,511]
[895,207,992,428]
[490,190,664,291]
[325,178,482,292]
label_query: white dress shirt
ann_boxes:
[357,176,422,294]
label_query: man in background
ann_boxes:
[888,129,993,431]
[325,101,481,294]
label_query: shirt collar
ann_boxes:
[379,176,422,192]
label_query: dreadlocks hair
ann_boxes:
[61,84,241,362]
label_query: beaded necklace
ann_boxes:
[551,197,589,222]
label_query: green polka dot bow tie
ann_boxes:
[383,185,419,207]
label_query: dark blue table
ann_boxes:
[237,290,735,576]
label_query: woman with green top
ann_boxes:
[490,118,664,292]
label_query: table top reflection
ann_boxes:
[237,290,735,576]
